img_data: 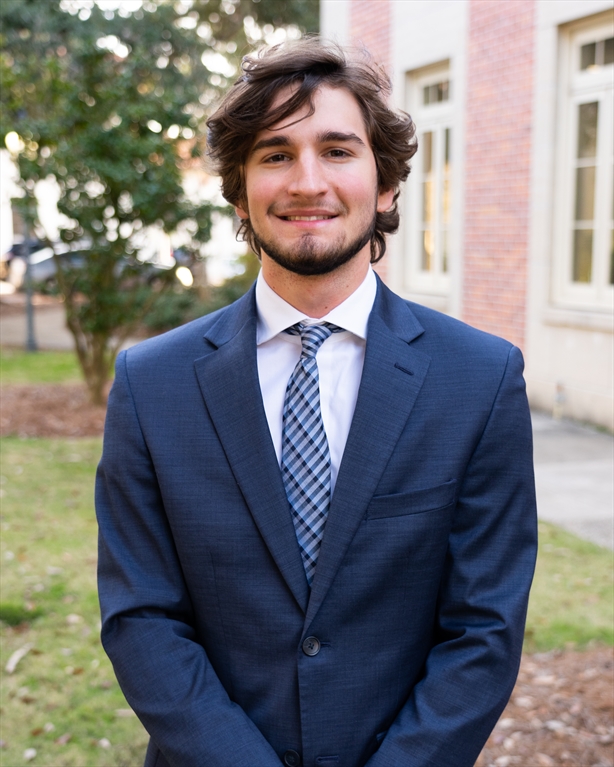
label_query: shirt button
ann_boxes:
[302,636,321,656]
[283,749,302,766]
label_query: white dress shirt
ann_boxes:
[255,267,377,494]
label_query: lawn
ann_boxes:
[525,521,614,651]
[1,349,82,386]
[0,431,612,765]
[0,437,148,767]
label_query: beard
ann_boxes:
[252,208,377,277]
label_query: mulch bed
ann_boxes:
[0,384,106,437]
[1,382,612,766]
[478,646,613,767]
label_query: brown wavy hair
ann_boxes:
[206,37,418,263]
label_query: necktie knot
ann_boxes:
[286,322,343,359]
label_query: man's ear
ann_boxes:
[377,187,395,213]
[235,204,249,220]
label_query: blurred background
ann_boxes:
[1,1,612,766]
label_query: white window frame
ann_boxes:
[403,62,453,297]
[552,16,614,311]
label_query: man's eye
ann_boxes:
[264,153,289,163]
[326,149,350,158]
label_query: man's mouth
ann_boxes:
[280,215,336,221]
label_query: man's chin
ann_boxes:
[263,252,354,277]
[256,231,373,277]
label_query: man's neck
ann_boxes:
[260,250,371,319]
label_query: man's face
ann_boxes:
[235,85,394,276]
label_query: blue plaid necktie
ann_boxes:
[281,322,343,586]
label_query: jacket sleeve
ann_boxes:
[95,351,283,767]
[366,345,538,767]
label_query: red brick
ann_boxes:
[350,0,392,280]
[462,0,535,349]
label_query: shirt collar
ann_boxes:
[255,267,377,346]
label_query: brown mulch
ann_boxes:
[1,383,613,766]
[0,384,106,437]
[478,646,614,767]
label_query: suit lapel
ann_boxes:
[304,281,431,629]
[193,289,309,614]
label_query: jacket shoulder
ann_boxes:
[120,287,255,370]
[405,299,515,360]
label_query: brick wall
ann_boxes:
[462,0,535,349]
[350,0,392,281]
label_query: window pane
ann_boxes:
[423,81,450,105]
[574,166,596,220]
[422,131,432,173]
[421,230,433,270]
[442,177,451,224]
[610,230,614,285]
[422,180,434,223]
[442,230,448,273]
[604,37,614,66]
[577,102,599,159]
[580,42,596,70]
[572,229,593,282]
[444,127,451,166]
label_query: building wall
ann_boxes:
[462,0,535,350]
[525,0,613,428]
[349,0,392,281]
[320,0,614,429]
[349,0,391,72]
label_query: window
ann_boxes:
[404,64,453,297]
[553,18,613,310]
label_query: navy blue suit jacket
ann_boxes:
[96,277,537,767]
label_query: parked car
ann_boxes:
[7,244,176,293]
[7,246,86,291]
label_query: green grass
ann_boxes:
[524,521,614,652]
[0,437,612,765]
[0,349,82,385]
[0,437,148,767]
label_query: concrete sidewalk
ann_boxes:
[0,299,75,350]
[2,299,613,549]
[0,296,139,351]
[532,411,613,550]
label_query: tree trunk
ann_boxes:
[64,311,114,407]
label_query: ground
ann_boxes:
[1,380,612,767]
[478,647,613,767]
[0,384,106,438]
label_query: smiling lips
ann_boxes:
[282,215,336,221]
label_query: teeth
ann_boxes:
[285,215,334,221]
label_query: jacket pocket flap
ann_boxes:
[366,479,457,520]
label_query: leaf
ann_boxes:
[5,643,34,674]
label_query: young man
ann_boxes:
[96,39,537,767]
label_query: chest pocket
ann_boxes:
[366,479,457,520]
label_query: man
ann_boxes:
[96,39,537,767]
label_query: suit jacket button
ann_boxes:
[283,750,301,766]
[302,636,321,656]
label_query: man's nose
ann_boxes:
[287,153,328,197]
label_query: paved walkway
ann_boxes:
[2,300,613,549]
[532,412,613,549]
[0,296,138,351]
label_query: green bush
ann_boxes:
[0,602,44,626]
[143,255,260,334]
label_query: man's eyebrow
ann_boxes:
[250,135,291,154]
[317,131,366,147]
[250,131,367,155]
